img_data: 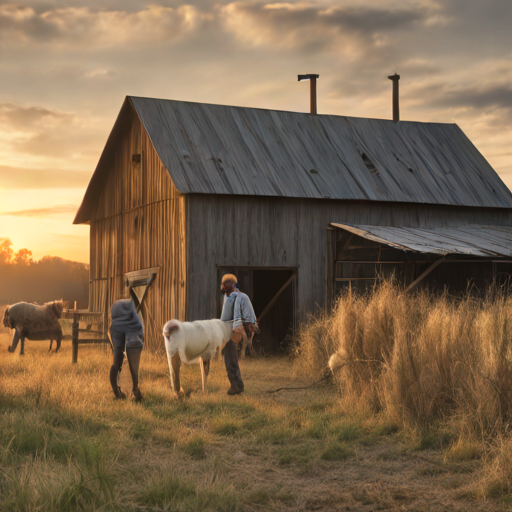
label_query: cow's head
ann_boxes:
[46,300,64,318]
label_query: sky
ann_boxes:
[0,0,511,263]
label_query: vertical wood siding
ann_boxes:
[187,195,512,322]
[89,107,186,351]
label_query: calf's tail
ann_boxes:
[163,320,180,339]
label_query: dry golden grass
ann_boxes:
[294,282,512,503]
[0,325,510,511]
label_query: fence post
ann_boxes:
[103,292,109,354]
[72,312,79,364]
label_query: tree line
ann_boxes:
[0,238,88,308]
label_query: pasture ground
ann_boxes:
[0,332,509,511]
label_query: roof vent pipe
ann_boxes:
[388,73,400,121]
[298,74,320,115]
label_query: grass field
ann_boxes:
[0,331,510,511]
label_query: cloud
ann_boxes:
[433,85,512,112]
[405,80,512,126]
[0,166,91,189]
[220,2,437,56]
[0,103,78,157]
[0,101,106,167]
[0,2,441,56]
[0,4,212,47]
[0,102,73,129]
[3,204,79,218]
[84,69,117,79]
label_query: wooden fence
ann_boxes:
[62,309,110,363]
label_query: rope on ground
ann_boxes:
[266,372,332,394]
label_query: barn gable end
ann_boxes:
[81,99,187,350]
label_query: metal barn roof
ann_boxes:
[74,96,512,224]
[331,223,512,258]
[130,96,512,208]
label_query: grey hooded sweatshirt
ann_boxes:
[110,300,143,334]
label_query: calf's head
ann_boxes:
[47,300,64,319]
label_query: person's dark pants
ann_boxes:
[110,328,143,401]
[223,340,244,390]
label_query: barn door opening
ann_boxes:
[218,266,297,354]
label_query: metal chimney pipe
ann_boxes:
[298,74,320,115]
[388,73,400,121]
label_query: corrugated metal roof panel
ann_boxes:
[331,224,512,258]
[130,96,512,208]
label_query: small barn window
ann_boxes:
[132,153,141,164]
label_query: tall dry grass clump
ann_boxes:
[295,282,512,435]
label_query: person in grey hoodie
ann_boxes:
[109,299,144,402]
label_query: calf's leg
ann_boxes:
[49,339,53,352]
[55,334,62,353]
[8,330,20,353]
[247,333,256,357]
[20,335,26,356]
[200,358,211,393]
[167,352,182,396]
[239,334,247,359]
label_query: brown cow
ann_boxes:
[3,301,63,355]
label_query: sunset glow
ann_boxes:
[1,0,511,263]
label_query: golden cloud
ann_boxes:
[3,204,79,218]
[219,1,436,56]
[0,4,212,47]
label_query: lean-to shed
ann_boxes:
[74,96,512,351]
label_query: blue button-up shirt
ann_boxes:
[220,291,257,329]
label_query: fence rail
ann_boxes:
[62,309,110,363]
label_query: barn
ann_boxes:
[74,96,512,352]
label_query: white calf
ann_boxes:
[162,319,232,395]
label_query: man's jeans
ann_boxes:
[223,340,244,390]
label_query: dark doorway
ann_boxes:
[218,267,296,354]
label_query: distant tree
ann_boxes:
[0,238,14,264]
[0,239,89,308]
[13,248,34,266]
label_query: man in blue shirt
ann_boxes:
[220,273,257,395]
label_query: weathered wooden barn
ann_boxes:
[74,96,512,351]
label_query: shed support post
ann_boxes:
[103,289,109,353]
[406,257,446,292]
[72,312,79,364]
[325,227,336,310]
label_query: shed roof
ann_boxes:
[331,223,512,258]
[74,96,512,223]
